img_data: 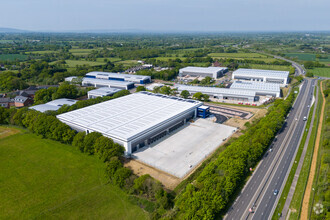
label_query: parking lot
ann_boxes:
[132,118,236,178]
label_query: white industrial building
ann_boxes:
[146,83,164,91]
[57,92,202,154]
[175,84,256,102]
[230,81,281,97]
[179,66,228,79]
[87,87,122,99]
[85,71,151,84]
[30,98,78,113]
[232,68,289,85]
[82,78,134,90]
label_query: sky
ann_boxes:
[0,0,329,32]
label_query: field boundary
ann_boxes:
[300,81,326,219]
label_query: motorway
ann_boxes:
[225,76,317,220]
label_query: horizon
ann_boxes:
[1,0,329,32]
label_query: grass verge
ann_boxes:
[271,96,315,219]
[288,82,323,219]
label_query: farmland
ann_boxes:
[0,127,147,220]
[0,54,27,61]
[310,68,330,77]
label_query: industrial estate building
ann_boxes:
[30,98,78,113]
[175,84,256,102]
[57,92,203,154]
[146,83,164,91]
[82,78,134,90]
[179,66,228,79]
[232,68,289,85]
[230,81,281,97]
[87,87,122,99]
[85,71,151,84]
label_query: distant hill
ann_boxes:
[0,27,29,33]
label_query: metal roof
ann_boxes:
[82,78,134,86]
[230,81,281,92]
[30,98,78,113]
[233,68,289,78]
[175,85,256,97]
[180,66,227,74]
[86,71,151,80]
[57,92,202,141]
[88,87,122,96]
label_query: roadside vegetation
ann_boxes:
[288,80,324,219]
[309,80,330,219]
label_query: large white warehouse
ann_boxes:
[30,98,78,113]
[87,87,122,99]
[86,71,151,84]
[179,66,228,79]
[175,84,256,102]
[232,68,289,85]
[230,81,281,97]
[82,78,134,90]
[57,92,202,154]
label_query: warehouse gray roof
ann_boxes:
[86,71,151,80]
[175,84,256,96]
[230,81,281,92]
[88,87,122,96]
[57,92,202,141]
[30,98,78,113]
[233,68,289,78]
[180,66,227,74]
[82,77,134,86]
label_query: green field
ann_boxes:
[96,57,122,62]
[28,50,59,54]
[116,60,138,67]
[286,53,330,62]
[209,52,268,59]
[0,54,28,61]
[0,127,147,220]
[246,64,290,71]
[310,68,330,77]
[64,60,106,67]
[69,48,96,55]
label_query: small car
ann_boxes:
[274,189,279,195]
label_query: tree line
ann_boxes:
[172,90,296,219]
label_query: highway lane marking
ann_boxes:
[249,80,311,219]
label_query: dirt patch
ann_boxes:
[300,81,326,220]
[224,108,268,129]
[124,159,181,190]
[0,127,21,139]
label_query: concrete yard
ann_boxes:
[132,118,236,178]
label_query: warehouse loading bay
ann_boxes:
[131,118,236,179]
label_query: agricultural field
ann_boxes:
[64,59,106,67]
[244,64,291,71]
[0,127,147,220]
[28,50,59,54]
[116,59,139,67]
[0,54,27,61]
[310,68,330,77]
[69,48,96,55]
[208,52,268,59]
[96,57,122,62]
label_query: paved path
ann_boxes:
[281,84,318,219]
[301,81,326,219]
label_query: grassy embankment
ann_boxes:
[288,81,323,219]
[272,86,316,219]
[0,126,147,220]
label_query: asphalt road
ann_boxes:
[225,78,317,220]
